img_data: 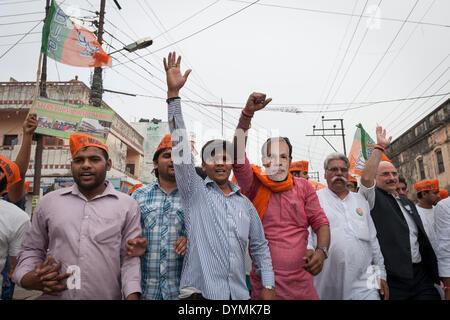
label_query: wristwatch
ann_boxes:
[263,285,275,290]
[316,246,329,259]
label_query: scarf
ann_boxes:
[250,164,293,221]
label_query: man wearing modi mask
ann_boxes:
[232,92,330,300]
[12,133,142,299]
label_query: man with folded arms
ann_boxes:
[13,133,142,299]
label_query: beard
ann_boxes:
[264,165,288,182]
[73,167,107,191]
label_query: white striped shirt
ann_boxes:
[168,98,274,300]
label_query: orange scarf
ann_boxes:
[250,164,293,221]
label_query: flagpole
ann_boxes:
[33,51,43,102]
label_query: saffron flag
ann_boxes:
[348,123,390,177]
[309,180,327,191]
[41,0,112,67]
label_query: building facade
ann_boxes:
[0,78,145,212]
[386,98,449,200]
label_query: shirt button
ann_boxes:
[84,216,89,219]
[80,256,84,260]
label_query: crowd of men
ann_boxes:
[0,52,449,300]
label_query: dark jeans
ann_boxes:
[387,262,441,300]
[1,256,15,300]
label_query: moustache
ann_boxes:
[332,176,348,183]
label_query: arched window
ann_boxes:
[417,157,425,180]
[435,148,445,174]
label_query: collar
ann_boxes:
[61,180,118,200]
[326,187,350,201]
[204,176,241,196]
[152,179,178,196]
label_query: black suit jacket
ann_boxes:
[369,187,439,283]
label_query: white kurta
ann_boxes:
[416,205,437,252]
[434,198,450,278]
[310,188,386,300]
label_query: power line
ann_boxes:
[117,0,261,66]
[0,31,41,38]
[228,0,450,28]
[0,19,42,26]
[0,0,41,5]
[0,20,42,60]
[0,11,43,18]
[341,0,420,118]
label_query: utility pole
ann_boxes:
[89,0,106,107]
[306,116,346,155]
[32,0,50,211]
[221,98,224,137]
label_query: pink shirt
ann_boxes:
[12,181,142,300]
[233,156,329,300]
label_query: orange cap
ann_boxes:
[129,183,143,195]
[69,133,108,159]
[439,188,449,200]
[156,134,172,153]
[414,179,439,193]
[290,161,308,173]
[349,175,357,182]
[0,154,21,187]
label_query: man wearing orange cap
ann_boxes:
[126,134,187,300]
[439,189,449,201]
[1,113,37,300]
[289,161,309,180]
[12,133,142,300]
[347,175,358,193]
[415,179,440,252]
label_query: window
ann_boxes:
[417,158,425,180]
[126,163,135,175]
[435,149,445,174]
[3,135,18,146]
[43,137,64,146]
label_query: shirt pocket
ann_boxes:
[350,214,371,242]
[237,210,250,249]
[170,209,185,237]
[141,206,158,231]
[93,223,121,244]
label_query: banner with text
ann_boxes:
[29,96,115,142]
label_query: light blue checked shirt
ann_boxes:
[132,182,185,300]
[168,98,274,300]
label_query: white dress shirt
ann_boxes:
[434,198,450,278]
[359,182,422,263]
[310,188,386,300]
[416,205,437,252]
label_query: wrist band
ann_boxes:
[242,109,254,118]
[166,97,180,104]
[374,145,385,152]
[238,120,250,131]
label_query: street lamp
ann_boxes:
[108,37,153,55]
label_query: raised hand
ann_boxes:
[244,92,272,115]
[163,52,192,98]
[125,237,148,259]
[376,126,392,149]
[23,113,38,136]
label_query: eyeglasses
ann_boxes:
[378,171,398,177]
[326,167,349,173]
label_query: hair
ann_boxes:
[195,166,207,179]
[201,139,233,164]
[152,147,171,180]
[261,137,292,158]
[398,176,407,187]
[0,167,6,194]
[323,152,350,170]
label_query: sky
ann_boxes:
[1,0,449,181]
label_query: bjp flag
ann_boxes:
[41,0,112,67]
[348,123,390,177]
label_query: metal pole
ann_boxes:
[341,119,346,155]
[32,0,50,211]
[89,0,106,107]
